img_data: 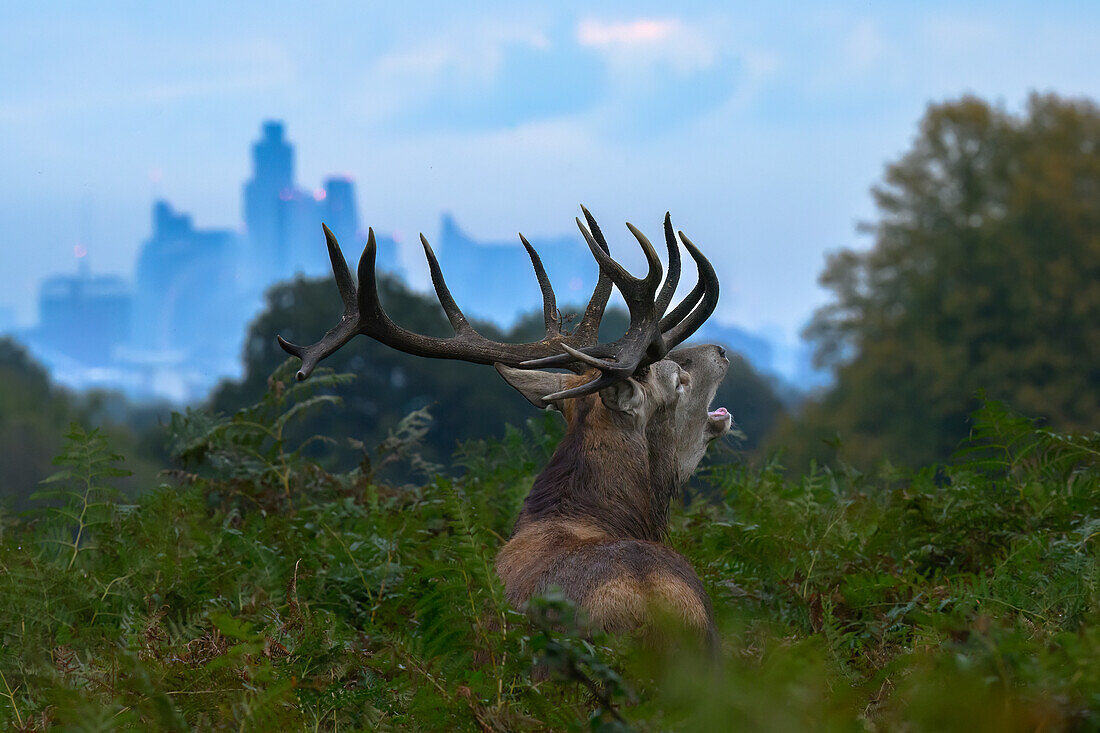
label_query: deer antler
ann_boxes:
[277,209,718,401]
[516,209,719,401]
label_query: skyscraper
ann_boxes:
[243,121,294,285]
[239,123,401,284]
[29,120,407,402]
[37,267,130,366]
[133,200,244,366]
[321,176,359,245]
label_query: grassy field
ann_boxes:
[1,365,1098,731]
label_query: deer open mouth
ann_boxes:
[707,406,732,437]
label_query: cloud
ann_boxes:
[843,19,886,74]
[576,17,717,74]
[349,14,739,137]
[577,18,676,46]
[574,15,737,136]
[349,21,600,130]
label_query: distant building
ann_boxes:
[133,200,246,369]
[241,122,401,285]
[321,176,359,246]
[37,264,130,366]
[435,213,595,324]
[243,121,294,285]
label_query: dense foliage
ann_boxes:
[2,364,1098,730]
[783,93,1100,468]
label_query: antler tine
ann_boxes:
[420,233,476,336]
[580,205,611,254]
[653,212,682,315]
[557,342,631,375]
[519,233,560,336]
[277,226,375,381]
[542,372,626,403]
[659,276,705,332]
[569,207,613,343]
[355,227,387,324]
[624,222,664,300]
[324,224,357,309]
[576,216,635,290]
[658,215,706,331]
[276,335,304,358]
[660,231,719,349]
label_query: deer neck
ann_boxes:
[644,403,681,533]
[514,396,669,542]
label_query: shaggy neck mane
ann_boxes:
[515,395,673,542]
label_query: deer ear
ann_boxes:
[494,364,570,410]
[599,379,645,416]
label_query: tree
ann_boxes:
[0,339,73,504]
[210,274,539,471]
[782,93,1100,467]
[0,338,163,505]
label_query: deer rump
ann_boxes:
[278,207,732,646]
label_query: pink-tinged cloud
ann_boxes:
[576,18,680,47]
[575,17,718,75]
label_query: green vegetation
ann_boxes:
[782,93,1100,469]
[0,338,165,509]
[1,363,1098,730]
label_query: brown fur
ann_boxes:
[513,385,668,542]
[496,516,717,647]
[588,573,711,633]
[496,353,728,649]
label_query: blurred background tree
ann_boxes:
[774,93,1100,468]
[210,273,537,471]
[0,338,164,507]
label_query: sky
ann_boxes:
[2,1,1098,348]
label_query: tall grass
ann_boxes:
[0,365,1097,730]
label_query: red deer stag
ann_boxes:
[278,208,731,645]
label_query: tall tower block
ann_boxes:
[243,121,295,284]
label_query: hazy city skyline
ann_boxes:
[26,120,704,403]
[3,1,1099,350]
